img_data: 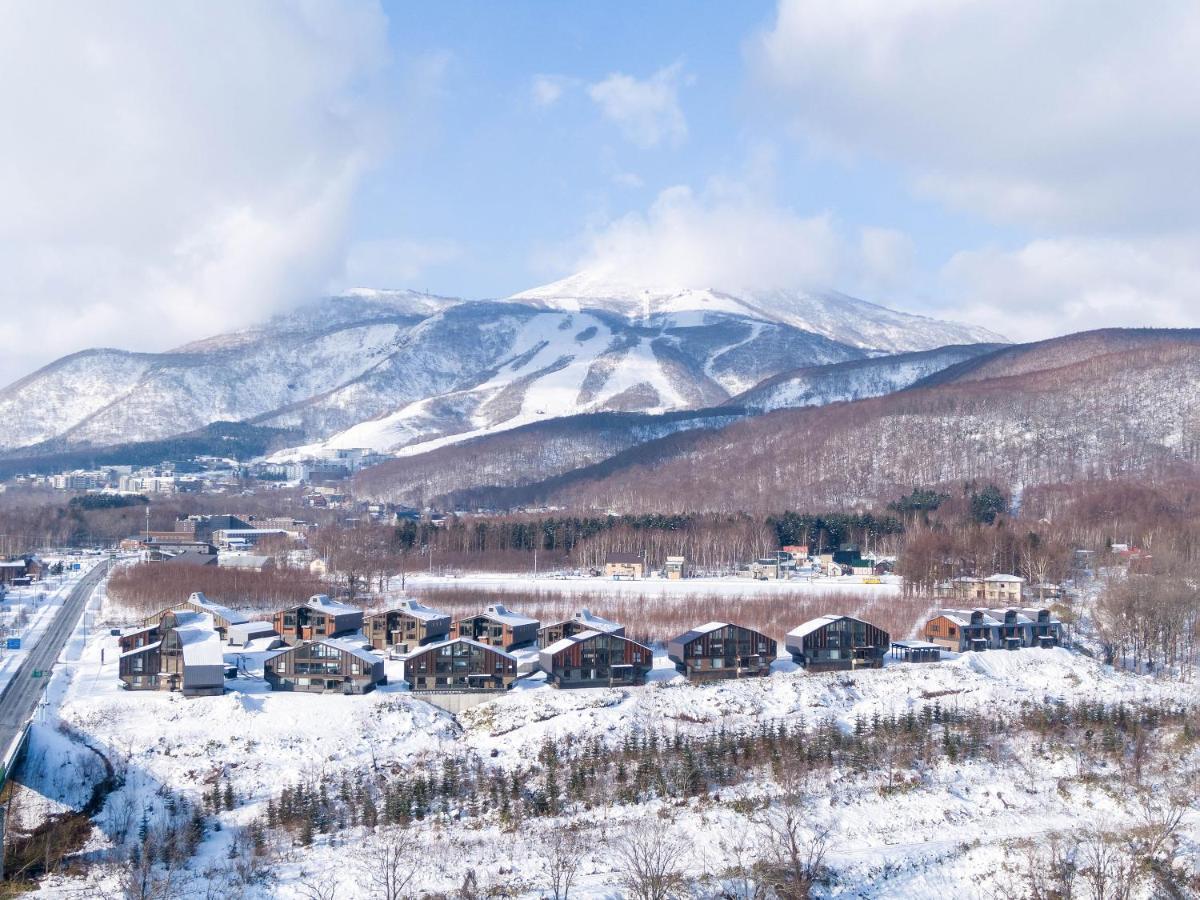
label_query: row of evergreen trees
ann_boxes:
[253,697,1195,844]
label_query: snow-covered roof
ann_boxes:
[120,640,161,659]
[893,640,941,650]
[689,621,730,636]
[187,591,248,625]
[217,554,273,569]
[985,573,1025,583]
[541,629,602,656]
[787,614,866,640]
[177,619,224,668]
[406,636,516,660]
[306,594,361,616]
[216,528,288,536]
[477,603,537,626]
[0,561,27,569]
[320,637,384,666]
[120,623,157,638]
[542,608,622,634]
[229,620,276,635]
[391,598,450,622]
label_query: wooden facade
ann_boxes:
[141,591,248,639]
[537,609,624,648]
[263,639,385,694]
[666,622,775,680]
[273,595,364,645]
[539,631,652,688]
[118,610,224,696]
[451,604,539,651]
[785,614,890,671]
[363,600,451,653]
[403,638,517,693]
[603,552,643,580]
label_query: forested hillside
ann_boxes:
[423,335,1200,513]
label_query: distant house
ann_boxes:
[273,595,364,645]
[785,614,890,671]
[0,560,29,586]
[664,556,686,580]
[666,622,776,680]
[263,638,385,694]
[539,631,652,688]
[984,574,1026,604]
[363,599,452,653]
[118,610,224,696]
[603,552,644,580]
[537,608,624,648]
[403,638,517,693]
[451,604,539,651]
[217,554,275,572]
[924,607,1062,652]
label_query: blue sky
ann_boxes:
[3,1,1200,384]
[352,0,1019,300]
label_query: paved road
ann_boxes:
[0,561,109,772]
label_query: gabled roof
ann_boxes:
[405,636,517,661]
[320,637,384,665]
[467,603,537,626]
[985,573,1025,583]
[305,594,362,616]
[187,592,249,625]
[176,619,224,668]
[120,640,161,659]
[388,598,450,622]
[120,623,157,639]
[787,614,865,640]
[541,608,623,634]
[604,552,642,564]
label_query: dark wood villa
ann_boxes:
[263,638,385,694]
[273,594,364,645]
[118,610,225,696]
[403,638,517,693]
[142,591,248,639]
[785,614,890,671]
[537,608,624,648]
[666,622,776,680]
[539,630,652,688]
[363,598,451,653]
[451,604,539,651]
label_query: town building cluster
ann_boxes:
[117,574,1065,702]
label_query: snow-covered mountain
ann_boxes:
[511,269,1003,353]
[730,344,1005,413]
[0,274,1005,457]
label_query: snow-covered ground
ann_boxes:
[21,576,1199,900]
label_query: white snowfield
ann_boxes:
[401,571,902,597]
[25,596,1199,900]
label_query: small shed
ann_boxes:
[228,621,279,647]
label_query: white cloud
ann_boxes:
[564,182,913,297]
[531,74,568,108]
[0,1,390,385]
[752,0,1200,230]
[343,237,463,288]
[588,62,689,148]
[940,236,1200,342]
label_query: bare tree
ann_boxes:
[356,829,418,900]
[534,826,587,900]
[613,821,688,900]
[755,799,830,900]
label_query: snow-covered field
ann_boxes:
[20,572,1199,899]
[401,571,901,598]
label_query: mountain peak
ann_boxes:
[510,269,1006,352]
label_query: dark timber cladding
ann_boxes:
[539,631,652,688]
[667,621,775,680]
[264,639,385,694]
[404,638,517,692]
[451,604,539,651]
[785,614,890,672]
